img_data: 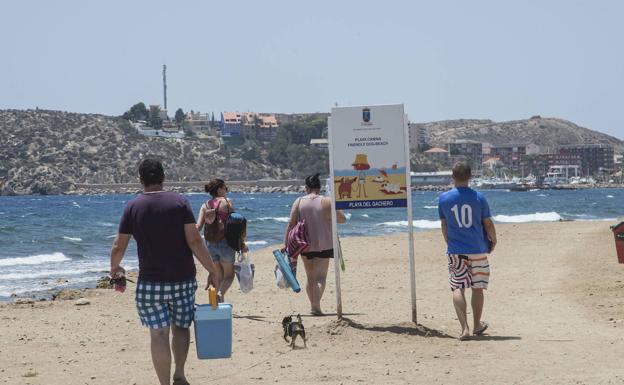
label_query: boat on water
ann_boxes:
[470,172,540,190]
[542,165,584,186]
[471,176,534,190]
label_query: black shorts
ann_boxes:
[301,249,334,259]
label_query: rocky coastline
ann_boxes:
[63,183,453,195]
[25,182,624,196]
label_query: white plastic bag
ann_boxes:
[274,265,289,289]
[235,253,254,293]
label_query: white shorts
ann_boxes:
[447,254,490,290]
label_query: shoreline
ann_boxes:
[3,218,622,303]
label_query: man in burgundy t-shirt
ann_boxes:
[110,158,220,385]
[118,191,197,282]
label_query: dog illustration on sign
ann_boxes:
[372,169,389,183]
[380,182,406,194]
[372,169,406,195]
[334,177,358,199]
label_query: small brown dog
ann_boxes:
[282,314,307,348]
[335,177,358,199]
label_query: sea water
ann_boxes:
[0,188,622,299]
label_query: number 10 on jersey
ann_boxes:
[451,204,473,228]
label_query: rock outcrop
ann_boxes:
[424,117,623,152]
[0,109,285,195]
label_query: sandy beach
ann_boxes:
[2,220,624,385]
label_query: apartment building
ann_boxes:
[558,144,614,176]
[519,153,582,177]
[447,140,483,169]
[242,112,279,141]
[408,123,428,151]
[221,112,243,137]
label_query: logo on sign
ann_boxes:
[362,108,371,123]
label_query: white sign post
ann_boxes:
[328,104,417,322]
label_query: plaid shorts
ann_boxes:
[135,279,197,329]
[447,254,490,291]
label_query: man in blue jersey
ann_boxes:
[438,162,497,341]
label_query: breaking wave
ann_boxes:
[62,236,82,242]
[0,252,70,267]
[493,212,562,223]
[377,220,441,229]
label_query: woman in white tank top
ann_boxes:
[284,174,346,315]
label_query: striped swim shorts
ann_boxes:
[447,254,490,291]
[135,279,198,329]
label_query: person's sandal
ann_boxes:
[474,321,489,336]
[310,309,324,316]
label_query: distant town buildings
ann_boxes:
[149,105,168,121]
[558,144,614,176]
[430,139,616,178]
[481,143,615,177]
[423,147,449,163]
[519,153,582,177]
[482,156,503,172]
[184,111,212,132]
[410,171,453,186]
[410,171,453,185]
[132,121,185,139]
[489,143,540,173]
[408,123,428,151]
[241,112,279,141]
[447,140,483,169]
[310,138,328,148]
[220,111,279,140]
[125,105,621,181]
[132,104,185,138]
[220,112,243,137]
[544,165,581,184]
[273,112,329,125]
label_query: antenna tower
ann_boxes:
[162,64,167,111]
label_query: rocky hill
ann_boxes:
[422,116,624,152]
[0,110,290,195]
[0,110,621,195]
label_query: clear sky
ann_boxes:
[1,0,622,139]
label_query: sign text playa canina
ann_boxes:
[330,105,409,210]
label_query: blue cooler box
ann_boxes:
[194,303,233,359]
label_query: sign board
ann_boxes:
[329,105,409,210]
[328,104,417,322]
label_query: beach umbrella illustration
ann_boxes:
[351,153,371,170]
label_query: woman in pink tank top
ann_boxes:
[284,174,346,315]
